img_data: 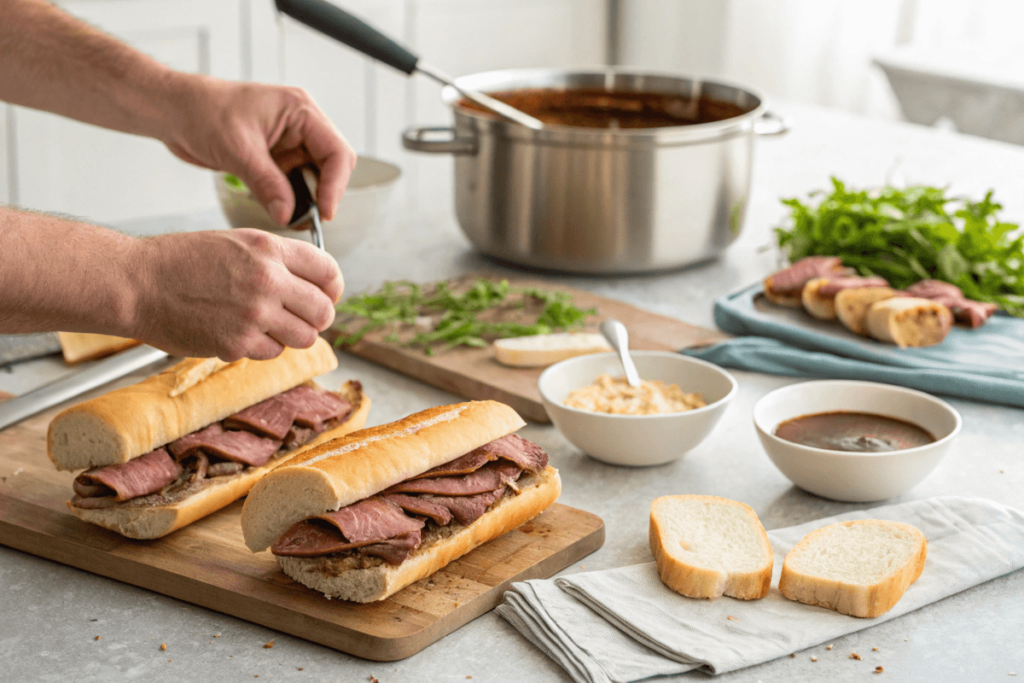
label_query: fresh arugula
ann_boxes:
[334,279,596,354]
[776,178,1024,316]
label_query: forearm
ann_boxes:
[0,206,140,335]
[0,0,189,141]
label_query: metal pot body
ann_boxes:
[403,69,788,274]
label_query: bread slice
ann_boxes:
[763,276,804,307]
[48,338,338,471]
[57,332,140,364]
[778,519,927,618]
[649,495,773,600]
[864,297,953,348]
[801,278,838,320]
[277,465,561,602]
[242,400,526,552]
[835,287,900,336]
[493,333,611,368]
[66,380,370,539]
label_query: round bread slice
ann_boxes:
[67,381,370,539]
[801,277,838,320]
[835,287,900,336]
[649,495,773,600]
[277,465,561,603]
[864,297,953,347]
[778,519,927,618]
[493,333,612,368]
[763,275,804,307]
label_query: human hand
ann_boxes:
[161,75,356,226]
[128,229,343,361]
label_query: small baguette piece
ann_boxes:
[864,297,953,348]
[67,380,370,539]
[801,277,838,320]
[763,277,804,308]
[242,400,526,552]
[277,465,561,602]
[649,495,773,600]
[778,519,927,618]
[835,287,900,336]
[493,332,612,368]
[57,332,140,365]
[47,338,338,471]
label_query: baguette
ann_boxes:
[864,297,953,348]
[778,519,927,618]
[649,495,773,600]
[835,287,900,336]
[57,332,140,365]
[68,380,370,539]
[493,332,611,368]
[800,277,837,320]
[48,338,338,471]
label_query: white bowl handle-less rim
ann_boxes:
[402,126,478,155]
[753,380,962,456]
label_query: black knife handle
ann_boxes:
[286,165,315,225]
[275,0,419,75]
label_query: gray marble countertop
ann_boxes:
[2,101,1023,682]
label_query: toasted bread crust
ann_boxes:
[801,278,838,320]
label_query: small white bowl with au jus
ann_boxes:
[754,380,962,502]
[538,350,737,467]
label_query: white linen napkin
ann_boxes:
[496,497,1024,682]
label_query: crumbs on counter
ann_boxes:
[826,644,833,650]
[850,652,862,660]
[94,636,101,641]
[811,656,818,662]
[263,640,274,649]
[874,666,884,674]
[727,615,738,621]
[160,643,167,651]
[873,647,879,651]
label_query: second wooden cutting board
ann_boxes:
[336,277,727,422]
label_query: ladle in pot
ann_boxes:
[275,0,544,130]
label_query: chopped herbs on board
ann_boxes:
[776,178,1024,317]
[334,279,596,354]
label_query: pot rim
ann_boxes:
[442,67,770,144]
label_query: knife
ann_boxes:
[0,333,62,366]
[0,344,169,431]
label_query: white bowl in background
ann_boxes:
[753,380,961,502]
[538,351,737,467]
[213,156,401,261]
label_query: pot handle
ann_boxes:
[402,126,478,155]
[754,111,792,136]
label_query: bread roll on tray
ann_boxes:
[47,338,370,539]
[864,297,953,348]
[763,256,849,307]
[801,276,890,321]
[835,287,902,336]
[241,400,561,603]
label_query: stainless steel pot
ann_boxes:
[403,68,789,274]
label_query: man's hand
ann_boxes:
[130,229,344,361]
[161,77,357,226]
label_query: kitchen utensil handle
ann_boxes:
[0,345,169,432]
[754,111,792,136]
[402,126,478,156]
[275,0,418,75]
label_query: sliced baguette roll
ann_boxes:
[864,297,953,348]
[835,287,900,336]
[68,381,370,539]
[48,338,338,471]
[241,400,526,552]
[800,277,838,320]
[762,276,805,308]
[277,465,561,603]
[649,495,773,600]
[493,332,611,368]
[778,519,927,618]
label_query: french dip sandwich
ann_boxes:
[241,400,561,603]
[47,338,370,539]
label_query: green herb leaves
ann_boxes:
[334,279,596,354]
[776,178,1024,316]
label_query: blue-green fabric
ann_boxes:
[682,285,1024,408]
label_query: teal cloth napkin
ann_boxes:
[682,285,1024,408]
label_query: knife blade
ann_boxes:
[0,333,62,366]
[0,344,169,431]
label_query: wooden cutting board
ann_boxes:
[336,277,727,423]
[0,399,604,661]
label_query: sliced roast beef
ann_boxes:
[817,275,890,296]
[284,425,317,450]
[477,434,549,474]
[358,530,423,565]
[384,461,522,497]
[167,422,283,467]
[412,449,497,479]
[422,487,509,526]
[75,448,182,502]
[315,497,425,545]
[282,385,352,431]
[207,461,244,478]
[223,393,296,439]
[272,519,365,557]
[905,279,998,328]
[380,493,454,526]
[769,256,847,292]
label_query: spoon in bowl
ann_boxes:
[600,319,641,388]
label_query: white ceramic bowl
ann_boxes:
[753,380,961,502]
[538,351,737,467]
[213,156,401,261]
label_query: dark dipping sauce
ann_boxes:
[459,88,749,129]
[774,411,935,453]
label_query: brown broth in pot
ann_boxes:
[459,88,749,129]
[774,412,935,453]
